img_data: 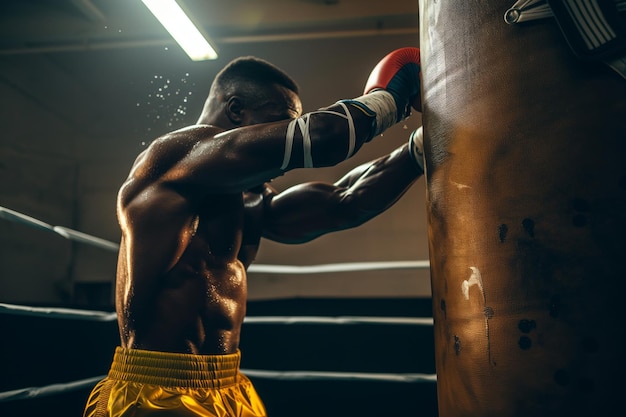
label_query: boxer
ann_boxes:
[84,47,423,417]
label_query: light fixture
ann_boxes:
[141,0,218,61]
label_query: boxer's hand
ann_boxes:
[364,47,421,120]
[408,127,425,173]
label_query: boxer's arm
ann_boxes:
[161,106,376,193]
[261,135,424,244]
[129,48,422,195]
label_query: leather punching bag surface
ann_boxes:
[419,1,626,416]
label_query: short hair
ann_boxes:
[210,56,299,108]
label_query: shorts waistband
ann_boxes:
[108,346,241,388]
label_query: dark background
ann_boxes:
[0,0,429,307]
[0,297,437,417]
[0,1,434,415]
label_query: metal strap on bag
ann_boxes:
[505,0,554,23]
[505,0,626,24]
[505,0,626,78]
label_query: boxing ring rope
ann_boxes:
[0,206,120,252]
[0,302,435,403]
[0,371,437,403]
[0,205,429,273]
[0,205,435,404]
[0,302,433,326]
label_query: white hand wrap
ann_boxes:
[338,90,398,138]
[409,126,425,173]
[281,103,357,170]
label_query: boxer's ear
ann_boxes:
[226,96,244,125]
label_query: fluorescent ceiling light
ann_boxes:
[141,0,218,61]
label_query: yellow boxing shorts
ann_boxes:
[83,347,267,417]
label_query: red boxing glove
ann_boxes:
[364,47,421,119]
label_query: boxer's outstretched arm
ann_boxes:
[121,47,421,199]
[261,131,424,244]
[149,105,376,194]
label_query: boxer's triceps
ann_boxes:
[281,104,359,170]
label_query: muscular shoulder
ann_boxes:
[141,125,224,172]
[118,125,224,206]
[139,124,225,175]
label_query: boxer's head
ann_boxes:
[198,56,302,127]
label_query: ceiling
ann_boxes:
[0,0,420,141]
[0,0,418,57]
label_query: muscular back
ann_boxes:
[115,126,265,355]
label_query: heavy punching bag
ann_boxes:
[419,1,626,416]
